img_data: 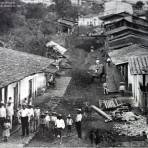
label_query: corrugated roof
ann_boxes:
[58,19,77,27]
[109,44,148,65]
[0,47,55,88]
[129,56,148,75]
[46,41,67,55]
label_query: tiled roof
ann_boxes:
[0,47,55,88]
[109,44,148,65]
[129,56,148,75]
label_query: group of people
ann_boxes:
[15,101,83,144]
[39,108,83,144]
[0,97,14,142]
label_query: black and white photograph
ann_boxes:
[0,0,148,147]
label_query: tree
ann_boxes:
[91,3,104,14]
[135,1,144,9]
[53,0,78,19]
[24,3,47,19]
[0,8,14,33]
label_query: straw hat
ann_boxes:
[45,111,49,114]
[67,114,71,118]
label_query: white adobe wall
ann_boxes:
[3,73,46,105]
[19,73,46,104]
[7,82,18,104]
[78,16,102,26]
[104,1,133,16]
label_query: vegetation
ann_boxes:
[134,1,144,9]
[0,2,58,56]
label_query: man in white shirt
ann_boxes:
[28,105,34,133]
[19,105,29,136]
[0,103,6,128]
[103,82,109,95]
[50,112,57,137]
[6,102,14,129]
[34,106,40,132]
[45,111,51,129]
[75,109,82,139]
[55,114,65,144]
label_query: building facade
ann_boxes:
[100,12,148,49]
[78,15,102,27]
[0,47,56,109]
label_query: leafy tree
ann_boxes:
[135,1,144,9]
[91,3,104,14]
[0,8,14,33]
[24,3,47,19]
[53,0,78,19]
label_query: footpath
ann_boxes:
[0,76,71,148]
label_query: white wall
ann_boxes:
[21,0,53,6]
[2,72,46,105]
[104,1,133,16]
[19,73,46,104]
[71,0,82,5]
[7,82,18,104]
[78,16,102,26]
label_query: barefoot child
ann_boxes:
[3,117,11,142]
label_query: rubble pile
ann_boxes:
[113,116,147,136]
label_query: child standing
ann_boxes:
[66,114,73,136]
[3,117,11,142]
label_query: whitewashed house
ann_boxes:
[21,0,54,6]
[78,14,102,27]
[70,0,82,6]
[0,47,56,109]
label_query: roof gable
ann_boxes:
[0,47,54,87]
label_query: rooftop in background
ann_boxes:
[57,19,78,27]
[108,44,148,65]
[0,47,55,88]
[103,12,148,26]
[46,41,68,55]
[101,1,133,18]
[129,56,148,75]
[20,0,54,6]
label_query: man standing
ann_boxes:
[103,82,109,95]
[6,102,14,129]
[55,114,65,144]
[75,109,83,140]
[19,105,29,136]
[34,106,40,132]
[28,105,34,133]
[0,103,6,128]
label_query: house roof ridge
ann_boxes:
[0,47,52,61]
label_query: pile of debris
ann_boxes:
[113,116,147,136]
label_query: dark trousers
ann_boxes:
[0,117,5,128]
[75,121,82,138]
[21,117,29,136]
